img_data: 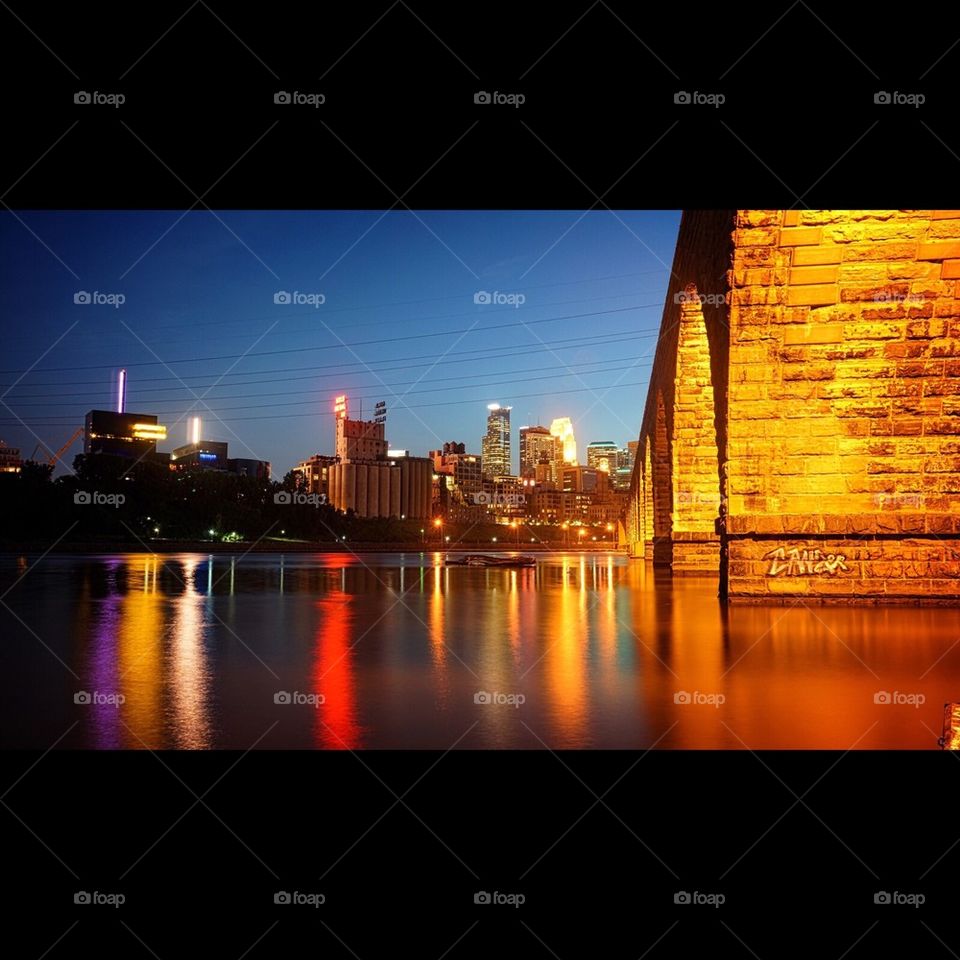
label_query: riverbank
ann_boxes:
[0,540,625,554]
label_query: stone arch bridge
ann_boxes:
[618,210,960,604]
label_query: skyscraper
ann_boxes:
[482,403,512,478]
[519,425,557,478]
[586,440,619,473]
[549,417,577,466]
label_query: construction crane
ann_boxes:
[31,426,84,468]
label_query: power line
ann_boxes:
[0,378,651,426]
[0,328,656,390]
[2,356,655,408]
[0,303,664,375]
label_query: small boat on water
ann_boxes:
[444,554,537,568]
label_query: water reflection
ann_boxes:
[168,556,212,748]
[3,551,960,749]
[313,590,363,749]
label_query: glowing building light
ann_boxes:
[334,394,348,419]
[190,416,201,445]
[132,423,167,440]
[117,368,127,414]
[941,702,960,750]
[550,417,577,465]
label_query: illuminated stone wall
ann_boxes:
[622,209,960,603]
[625,210,734,572]
[727,209,960,602]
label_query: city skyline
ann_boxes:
[0,210,681,478]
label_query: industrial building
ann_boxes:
[327,454,433,519]
[83,410,168,460]
[0,440,22,473]
[171,439,229,470]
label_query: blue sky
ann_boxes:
[0,210,680,475]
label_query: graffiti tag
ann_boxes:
[764,546,849,577]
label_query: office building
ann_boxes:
[481,403,512,478]
[83,410,167,459]
[519,425,558,479]
[549,417,577,465]
[586,440,620,474]
[562,465,601,494]
[293,454,338,497]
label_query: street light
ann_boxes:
[577,527,586,547]
[562,522,569,547]
[420,527,425,544]
[510,520,519,545]
[434,517,442,544]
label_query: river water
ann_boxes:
[1,551,957,749]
